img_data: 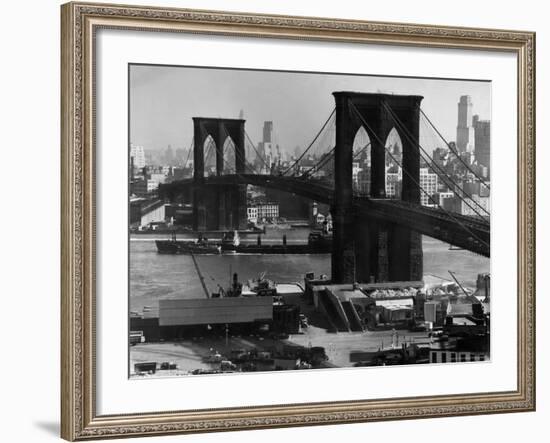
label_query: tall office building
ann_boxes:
[262,121,273,143]
[473,115,491,171]
[257,121,274,172]
[130,144,146,169]
[164,144,174,166]
[456,95,475,153]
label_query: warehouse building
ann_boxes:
[130,295,301,341]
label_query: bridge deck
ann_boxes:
[159,174,490,257]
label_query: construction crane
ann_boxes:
[448,270,469,296]
[190,252,210,299]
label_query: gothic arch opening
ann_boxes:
[222,136,236,174]
[384,127,403,199]
[203,135,216,176]
[352,126,371,195]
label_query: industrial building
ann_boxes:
[429,334,490,364]
[130,285,303,342]
[129,198,166,228]
[303,274,424,332]
[160,297,273,327]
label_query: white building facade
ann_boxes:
[247,206,259,223]
[419,167,438,206]
[130,144,146,169]
[248,203,279,222]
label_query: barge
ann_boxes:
[155,232,221,254]
[221,231,332,254]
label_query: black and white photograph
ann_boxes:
[128,64,491,378]
[2,0,544,440]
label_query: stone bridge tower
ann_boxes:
[332,92,424,283]
[192,117,247,231]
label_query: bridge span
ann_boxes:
[163,92,490,284]
[158,174,490,258]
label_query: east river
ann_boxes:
[129,228,490,312]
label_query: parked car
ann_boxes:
[204,353,224,363]
[220,360,237,372]
[160,362,177,370]
[409,322,428,332]
[270,332,289,340]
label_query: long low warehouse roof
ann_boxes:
[159,296,273,326]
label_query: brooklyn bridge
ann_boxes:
[159,92,490,284]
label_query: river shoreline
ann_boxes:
[129,232,489,314]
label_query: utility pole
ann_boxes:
[225,323,229,349]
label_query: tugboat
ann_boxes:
[211,271,277,298]
[212,271,243,298]
[247,272,277,297]
[155,232,221,254]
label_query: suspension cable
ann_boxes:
[203,137,215,171]
[182,136,194,171]
[385,102,486,212]
[302,147,335,177]
[212,136,254,183]
[382,102,489,218]
[348,101,489,248]
[244,130,271,174]
[303,119,369,179]
[302,140,372,179]
[282,108,336,176]
[389,108,489,219]
[419,106,490,190]
[218,124,258,175]
[294,113,337,178]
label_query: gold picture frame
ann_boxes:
[61,2,536,440]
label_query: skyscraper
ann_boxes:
[257,121,274,172]
[164,144,174,165]
[262,121,273,143]
[456,95,475,153]
[474,116,491,171]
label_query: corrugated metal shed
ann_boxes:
[159,297,273,326]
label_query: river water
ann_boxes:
[130,228,489,312]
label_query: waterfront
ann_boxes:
[127,70,492,377]
[130,228,490,313]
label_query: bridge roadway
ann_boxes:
[159,174,490,257]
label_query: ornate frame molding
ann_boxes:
[61,2,535,440]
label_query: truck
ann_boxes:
[220,360,237,372]
[129,330,145,346]
[134,362,157,374]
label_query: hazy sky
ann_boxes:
[130,64,491,155]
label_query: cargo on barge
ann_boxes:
[155,232,221,254]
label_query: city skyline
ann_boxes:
[129,71,491,379]
[130,65,491,156]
